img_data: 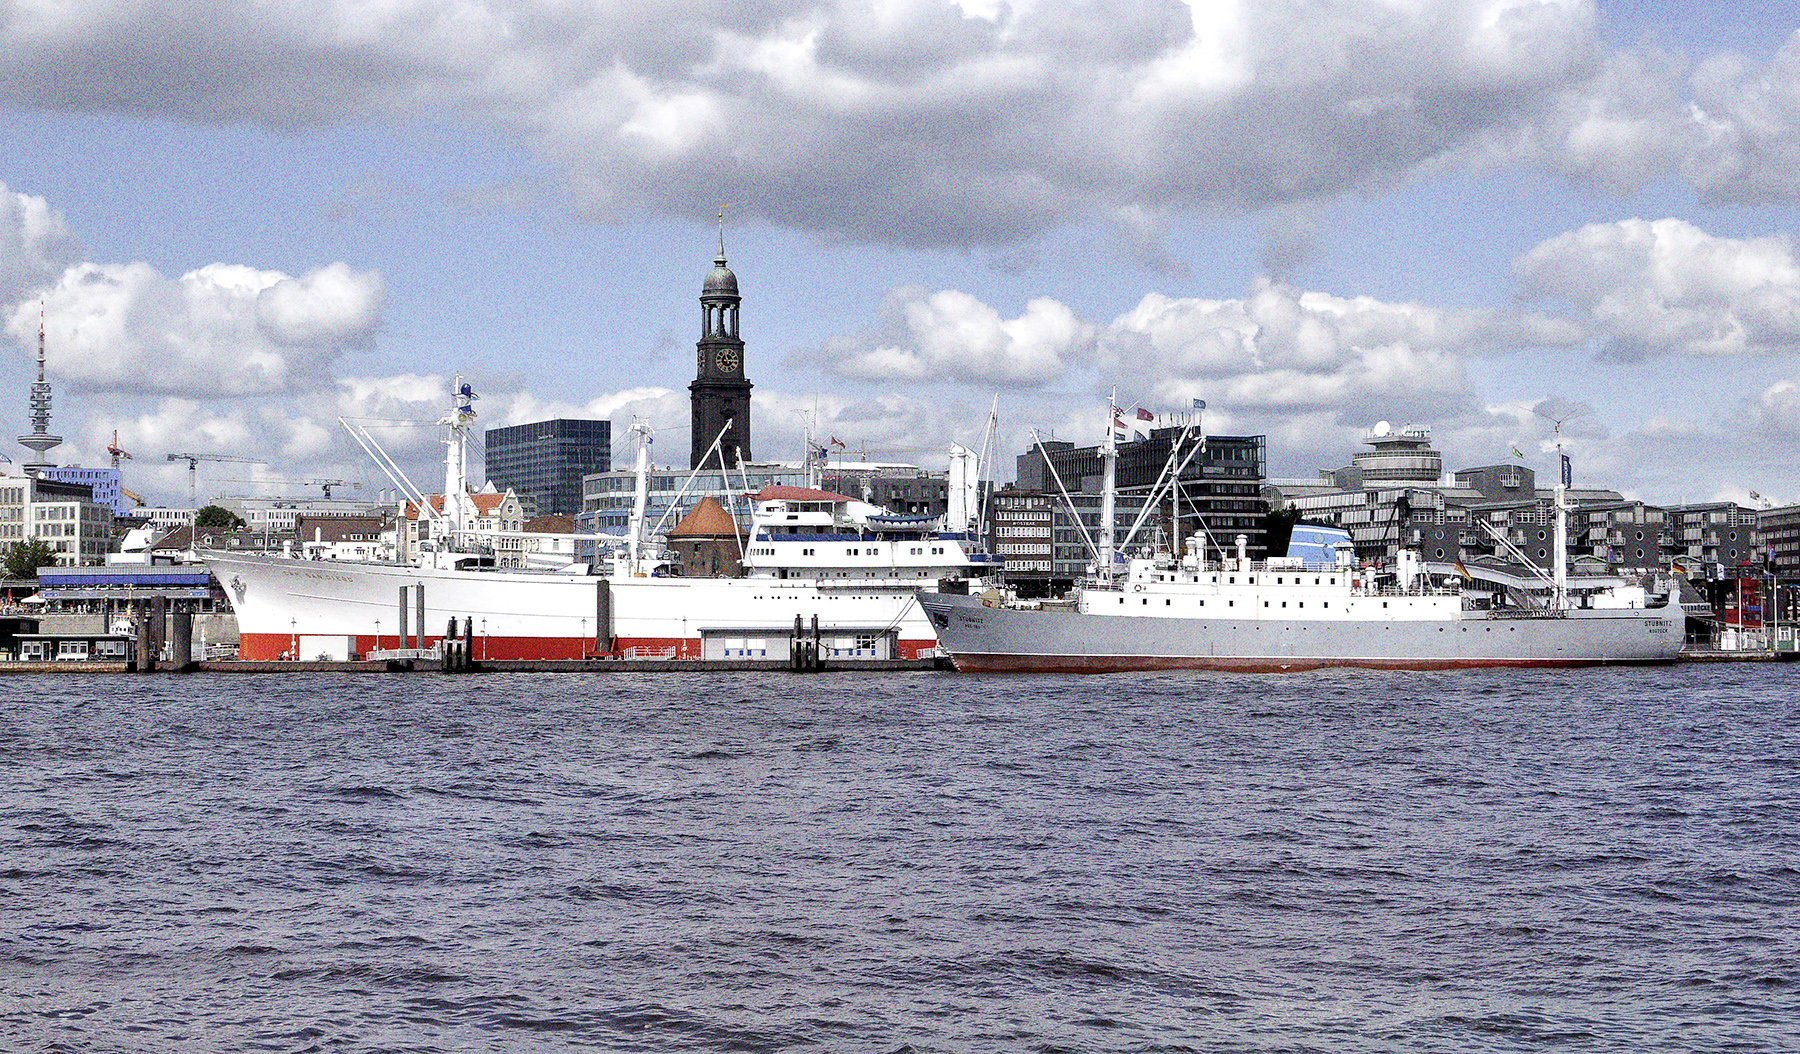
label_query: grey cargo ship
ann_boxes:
[919,548,1683,673]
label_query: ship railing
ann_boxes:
[1482,606,1569,620]
[622,644,680,660]
[369,645,442,661]
[1357,584,1462,598]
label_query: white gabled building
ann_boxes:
[295,514,398,563]
[399,489,526,566]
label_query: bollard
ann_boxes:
[171,610,194,671]
[135,609,154,673]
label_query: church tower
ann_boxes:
[689,232,753,468]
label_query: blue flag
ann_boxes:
[1561,453,1572,488]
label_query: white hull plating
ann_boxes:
[209,552,943,661]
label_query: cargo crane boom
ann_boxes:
[213,477,360,499]
[166,452,267,507]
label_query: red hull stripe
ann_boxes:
[240,632,937,662]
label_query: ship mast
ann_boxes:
[1099,387,1118,586]
[1553,429,1569,611]
[626,419,654,575]
[1534,404,1588,613]
[440,376,478,549]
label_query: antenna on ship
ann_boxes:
[1533,403,1591,612]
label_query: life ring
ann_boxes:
[1133,583,1145,592]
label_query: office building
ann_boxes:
[484,418,612,518]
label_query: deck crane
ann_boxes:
[166,452,267,507]
[107,430,133,468]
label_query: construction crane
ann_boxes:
[214,477,360,499]
[166,452,267,507]
[107,430,133,468]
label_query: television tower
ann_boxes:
[17,306,62,477]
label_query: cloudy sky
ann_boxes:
[4,0,1799,508]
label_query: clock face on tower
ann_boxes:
[715,347,741,373]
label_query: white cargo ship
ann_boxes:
[206,381,994,662]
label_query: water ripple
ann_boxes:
[1,667,1797,1051]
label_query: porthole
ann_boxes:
[1434,547,1446,559]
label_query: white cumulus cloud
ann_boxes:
[7,261,384,397]
[1513,217,1800,358]
[812,286,1092,386]
[1096,280,1575,416]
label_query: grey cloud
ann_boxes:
[1685,31,1800,203]
[0,183,79,304]
[3,0,1620,248]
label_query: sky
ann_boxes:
[3,0,1800,509]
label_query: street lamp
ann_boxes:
[374,618,381,657]
[481,617,487,661]
[290,617,298,661]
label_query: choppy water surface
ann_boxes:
[2,667,1797,1052]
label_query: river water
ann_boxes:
[2,666,1796,1052]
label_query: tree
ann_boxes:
[3,539,61,580]
[1260,503,1302,558]
[195,504,246,531]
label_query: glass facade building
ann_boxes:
[40,466,126,516]
[579,463,809,534]
[483,419,612,518]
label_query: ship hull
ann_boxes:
[919,592,1683,673]
[207,552,941,661]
